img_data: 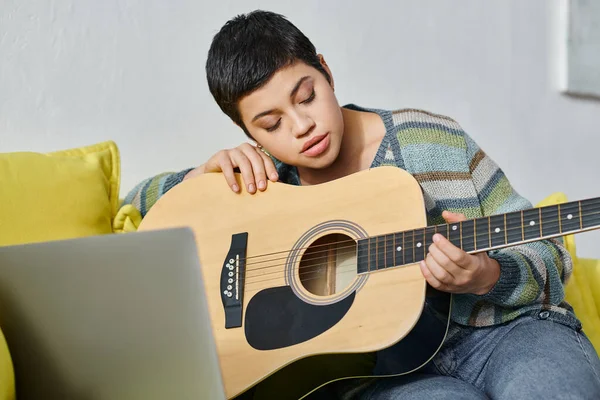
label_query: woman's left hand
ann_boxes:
[419,211,501,295]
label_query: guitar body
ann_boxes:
[138,166,451,399]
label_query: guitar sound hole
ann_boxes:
[299,233,357,296]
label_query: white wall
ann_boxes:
[2,0,600,257]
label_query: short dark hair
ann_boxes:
[205,10,331,137]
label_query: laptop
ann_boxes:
[0,228,226,400]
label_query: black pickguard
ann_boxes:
[244,286,354,350]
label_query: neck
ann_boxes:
[356,197,600,274]
[298,108,385,185]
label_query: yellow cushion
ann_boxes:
[536,192,600,354]
[0,329,13,400]
[113,204,142,233]
[0,141,120,246]
[568,257,600,353]
[0,140,121,400]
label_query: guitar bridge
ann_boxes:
[220,232,248,329]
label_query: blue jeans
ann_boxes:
[349,313,600,399]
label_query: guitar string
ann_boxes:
[240,228,552,294]
[239,199,600,264]
[243,267,368,295]
[244,238,592,292]
[241,202,600,270]
[243,210,600,285]
[240,219,592,294]
[241,206,600,281]
[241,218,600,288]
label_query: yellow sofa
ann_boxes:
[0,141,599,400]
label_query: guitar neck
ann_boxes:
[357,197,600,273]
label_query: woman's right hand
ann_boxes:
[183,143,279,194]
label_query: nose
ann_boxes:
[291,110,315,138]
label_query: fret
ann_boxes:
[404,229,414,264]
[541,205,560,237]
[394,232,405,265]
[505,211,523,245]
[558,204,562,233]
[489,215,506,248]
[475,218,478,250]
[369,237,377,271]
[448,221,461,248]
[461,219,475,253]
[356,239,369,274]
[521,210,524,241]
[385,234,395,268]
[434,223,448,245]
[424,226,437,255]
[376,235,385,270]
[582,198,600,229]
[474,217,490,250]
[488,216,492,246]
[523,208,541,241]
[414,228,425,262]
[559,201,581,233]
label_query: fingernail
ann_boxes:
[258,180,266,190]
[270,172,279,181]
[248,183,255,192]
[232,184,239,192]
[433,234,441,243]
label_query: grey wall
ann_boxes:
[2,0,599,256]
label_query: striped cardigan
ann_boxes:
[122,104,579,330]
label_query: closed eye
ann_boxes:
[301,89,316,104]
[266,119,281,132]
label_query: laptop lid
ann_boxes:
[0,228,225,400]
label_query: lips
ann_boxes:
[301,134,328,153]
[300,133,330,157]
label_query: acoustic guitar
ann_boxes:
[137,166,600,399]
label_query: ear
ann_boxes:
[317,54,334,91]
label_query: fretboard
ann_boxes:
[356,197,600,274]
